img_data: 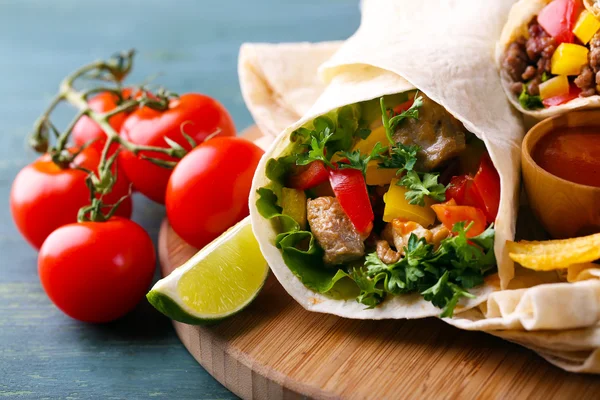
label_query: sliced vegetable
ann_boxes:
[538,0,582,44]
[551,43,589,76]
[573,9,600,44]
[542,83,582,107]
[351,125,387,155]
[329,168,374,234]
[507,233,600,271]
[281,188,307,230]
[392,98,415,114]
[431,201,487,238]
[446,175,484,209]
[287,161,329,190]
[473,154,501,224]
[365,161,399,186]
[383,179,436,227]
[539,75,570,100]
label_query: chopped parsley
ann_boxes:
[353,222,495,317]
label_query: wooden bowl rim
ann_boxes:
[522,110,600,193]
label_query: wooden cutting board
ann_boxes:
[158,126,600,400]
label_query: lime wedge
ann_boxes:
[147,216,268,324]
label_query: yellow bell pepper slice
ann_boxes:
[365,162,398,186]
[383,179,436,227]
[539,75,570,100]
[551,43,589,76]
[573,10,600,45]
[352,125,387,155]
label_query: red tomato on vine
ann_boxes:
[118,93,236,203]
[38,217,156,323]
[72,91,129,149]
[10,146,132,249]
[165,137,264,249]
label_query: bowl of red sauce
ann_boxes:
[522,110,600,239]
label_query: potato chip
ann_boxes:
[567,263,600,282]
[507,233,600,271]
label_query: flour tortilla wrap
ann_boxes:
[240,43,600,372]
[247,0,523,320]
[497,0,600,119]
[239,4,600,373]
[238,42,341,138]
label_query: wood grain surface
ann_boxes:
[159,220,600,400]
[0,1,359,398]
[158,125,600,400]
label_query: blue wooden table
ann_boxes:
[0,1,359,398]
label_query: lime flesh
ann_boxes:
[147,216,268,324]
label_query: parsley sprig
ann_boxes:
[295,127,335,168]
[353,222,495,317]
[293,94,446,206]
[337,142,387,177]
[400,171,447,206]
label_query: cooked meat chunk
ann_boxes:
[430,225,452,249]
[376,240,400,264]
[392,94,467,171]
[589,31,600,74]
[526,20,555,74]
[510,81,524,95]
[576,65,595,95]
[502,19,556,100]
[527,76,541,96]
[306,196,366,265]
[381,220,451,258]
[521,65,537,81]
[502,38,528,82]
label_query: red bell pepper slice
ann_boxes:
[473,154,501,224]
[393,98,415,114]
[537,0,582,44]
[542,83,582,107]
[328,168,374,234]
[287,161,329,190]
[431,201,487,238]
[446,175,485,209]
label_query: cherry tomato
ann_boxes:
[10,146,132,249]
[38,217,156,323]
[166,137,263,249]
[119,93,236,204]
[72,91,129,149]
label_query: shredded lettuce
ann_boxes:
[255,187,350,293]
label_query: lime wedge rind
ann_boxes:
[147,216,268,324]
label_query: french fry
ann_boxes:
[507,233,600,271]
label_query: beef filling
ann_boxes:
[502,18,556,97]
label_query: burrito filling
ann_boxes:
[256,92,500,316]
[502,0,600,109]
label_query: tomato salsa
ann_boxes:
[533,126,600,187]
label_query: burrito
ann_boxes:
[248,0,523,320]
[498,0,600,118]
